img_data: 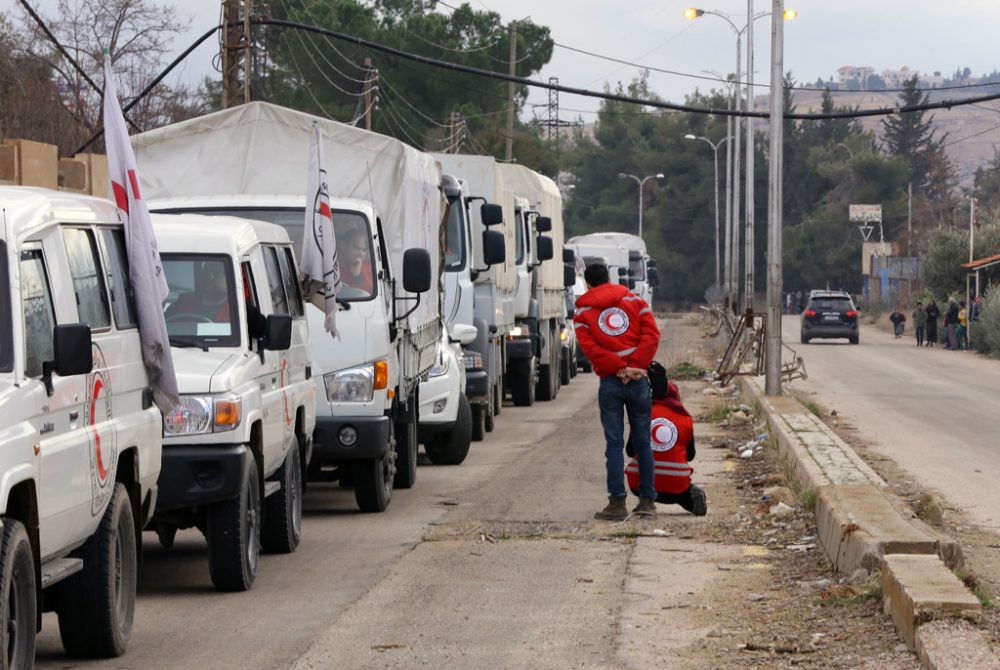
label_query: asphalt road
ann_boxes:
[782,315,1000,532]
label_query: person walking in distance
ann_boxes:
[574,263,661,520]
[889,306,906,339]
[925,299,940,347]
[912,302,927,347]
[945,298,959,350]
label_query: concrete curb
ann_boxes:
[736,375,993,668]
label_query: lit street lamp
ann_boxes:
[685,133,732,291]
[618,172,664,240]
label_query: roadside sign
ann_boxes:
[850,204,882,223]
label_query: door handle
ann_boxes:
[69,411,79,421]
[271,376,278,384]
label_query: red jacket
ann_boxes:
[572,283,660,377]
[626,384,694,495]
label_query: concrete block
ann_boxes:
[881,554,980,649]
[915,619,1000,670]
[817,486,938,574]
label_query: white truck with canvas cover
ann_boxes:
[567,232,658,304]
[133,102,441,513]
[497,164,570,406]
[149,213,316,592]
[431,154,515,440]
[0,186,162,662]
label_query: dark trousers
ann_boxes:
[915,326,924,346]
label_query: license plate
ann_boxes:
[823,315,839,322]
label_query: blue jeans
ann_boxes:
[598,376,655,499]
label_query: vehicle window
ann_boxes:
[162,254,240,347]
[514,211,524,265]
[444,197,465,271]
[262,246,289,314]
[97,228,137,329]
[162,207,376,302]
[62,228,110,330]
[19,250,56,378]
[809,298,852,310]
[629,256,645,280]
[0,241,11,372]
[276,246,303,317]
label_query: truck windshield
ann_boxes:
[0,241,11,372]
[514,211,525,265]
[445,197,465,271]
[164,207,376,302]
[162,254,241,348]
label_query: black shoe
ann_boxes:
[690,485,708,516]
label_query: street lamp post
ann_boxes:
[765,0,785,395]
[703,70,735,305]
[618,172,664,240]
[685,134,732,291]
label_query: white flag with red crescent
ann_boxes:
[300,123,341,337]
[103,53,178,411]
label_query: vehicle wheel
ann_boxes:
[850,335,859,345]
[0,518,36,669]
[569,352,578,379]
[536,364,555,401]
[393,412,418,490]
[484,390,496,433]
[509,359,535,407]
[57,483,136,658]
[800,333,810,344]
[261,445,302,554]
[560,355,571,386]
[471,402,486,442]
[493,377,502,417]
[207,456,261,592]
[353,452,394,513]
[580,357,593,373]
[425,395,473,465]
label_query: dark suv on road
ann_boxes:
[800,291,859,344]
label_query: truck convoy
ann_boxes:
[566,232,658,305]
[497,164,569,406]
[133,102,440,513]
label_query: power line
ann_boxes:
[254,18,1000,121]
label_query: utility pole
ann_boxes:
[363,57,374,131]
[907,182,913,256]
[765,0,784,396]
[723,104,734,307]
[744,0,755,312]
[504,21,518,161]
[730,34,743,311]
[221,0,253,109]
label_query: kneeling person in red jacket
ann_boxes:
[574,263,661,520]
[626,365,707,516]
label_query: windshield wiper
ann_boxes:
[169,336,209,352]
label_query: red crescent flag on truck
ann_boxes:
[300,123,341,337]
[102,53,178,411]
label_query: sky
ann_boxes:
[5,0,1000,122]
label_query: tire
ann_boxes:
[850,335,859,345]
[493,377,502,417]
[484,390,495,433]
[536,364,555,401]
[580,357,593,374]
[353,453,394,513]
[0,519,36,669]
[57,483,136,658]
[470,402,486,442]
[207,456,261,592]
[560,355,571,386]
[800,333,810,344]
[509,359,535,407]
[261,445,302,554]
[425,395,473,465]
[569,352,578,379]
[393,411,418,490]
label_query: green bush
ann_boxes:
[975,286,1000,356]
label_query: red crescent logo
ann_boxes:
[652,423,671,446]
[90,377,109,481]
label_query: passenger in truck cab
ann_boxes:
[340,225,373,295]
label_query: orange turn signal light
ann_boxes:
[374,360,389,390]
[214,399,242,428]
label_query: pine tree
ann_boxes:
[881,76,953,202]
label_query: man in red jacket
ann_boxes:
[574,263,661,520]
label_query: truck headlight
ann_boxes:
[163,396,242,436]
[463,351,483,369]
[325,364,375,402]
[428,350,450,378]
[560,328,569,343]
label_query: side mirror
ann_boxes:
[535,236,554,262]
[628,279,637,290]
[482,230,506,266]
[536,216,552,233]
[563,264,576,288]
[264,313,293,351]
[562,248,575,264]
[627,269,635,277]
[617,267,627,277]
[566,307,574,319]
[648,267,659,283]
[480,203,503,226]
[402,248,432,294]
[43,323,93,395]
[451,323,478,346]
[647,259,657,269]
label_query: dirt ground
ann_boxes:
[634,312,924,669]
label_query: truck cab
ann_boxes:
[0,186,162,662]
[150,213,316,592]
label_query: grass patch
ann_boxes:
[605,528,642,538]
[791,391,823,417]
[956,570,996,608]
[668,361,705,379]
[800,489,817,511]
[704,402,732,423]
